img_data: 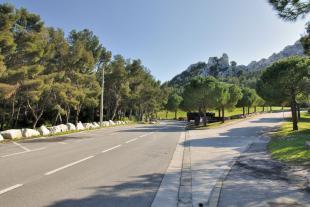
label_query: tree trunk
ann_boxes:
[166,110,168,119]
[1,114,5,130]
[59,113,63,124]
[218,109,221,118]
[174,110,177,120]
[75,106,81,124]
[66,107,71,124]
[8,95,16,127]
[297,105,301,119]
[270,106,272,112]
[33,118,39,129]
[32,110,44,129]
[221,107,225,123]
[291,93,298,131]
[242,107,245,116]
[111,104,118,121]
[254,106,257,113]
[129,109,132,120]
[203,112,207,127]
[262,106,265,112]
[291,104,298,130]
[247,107,250,114]
[13,106,21,128]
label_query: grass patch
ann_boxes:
[268,113,310,166]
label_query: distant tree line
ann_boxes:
[0,4,168,129]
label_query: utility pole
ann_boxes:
[100,66,104,126]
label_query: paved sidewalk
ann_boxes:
[187,112,289,207]
[151,112,290,207]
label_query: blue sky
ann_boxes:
[1,0,308,81]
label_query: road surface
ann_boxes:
[0,121,184,207]
[0,112,291,207]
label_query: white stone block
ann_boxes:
[92,122,100,128]
[22,128,40,138]
[38,125,50,136]
[1,129,23,140]
[58,124,68,132]
[48,126,61,134]
[66,123,76,131]
[83,123,95,129]
[76,122,84,130]
[109,120,115,126]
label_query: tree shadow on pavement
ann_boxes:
[47,173,168,207]
[121,123,185,133]
[250,117,285,123]
[218,142,310,207]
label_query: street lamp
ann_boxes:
[100,66,104,126]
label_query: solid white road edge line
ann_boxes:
[0,184,23,195]
[125,138,138,143]
[151,131,185,207]
[101,145,121,153]
[13,142,30,152]
[1,147,46,158]
[45,156,94,176]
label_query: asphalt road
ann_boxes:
[0,121,184,207]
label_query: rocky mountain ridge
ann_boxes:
[170,41,304,86]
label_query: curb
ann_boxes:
[178,130,193,207]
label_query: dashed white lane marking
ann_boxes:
[13,142,30,152]
[101,145,121,153]
[0,184,23,195]
[139,131,155,138]
[58,142,67,145]
[125,138,138,143]
[1,147,46,158]
[45,156,94,176]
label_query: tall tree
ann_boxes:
[183,77,217,126]
[259,56,310,130]
[237,88,258,116]
[104,55,129,120]
[166,92,183,119]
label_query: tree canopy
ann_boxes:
[0,4,166,129]
[258,56,310,130]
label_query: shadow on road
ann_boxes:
[184,115,285,149]
[47,173,167,207]
[218,142,310,207]
[120,121,185,133]
[249,117,284,123]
